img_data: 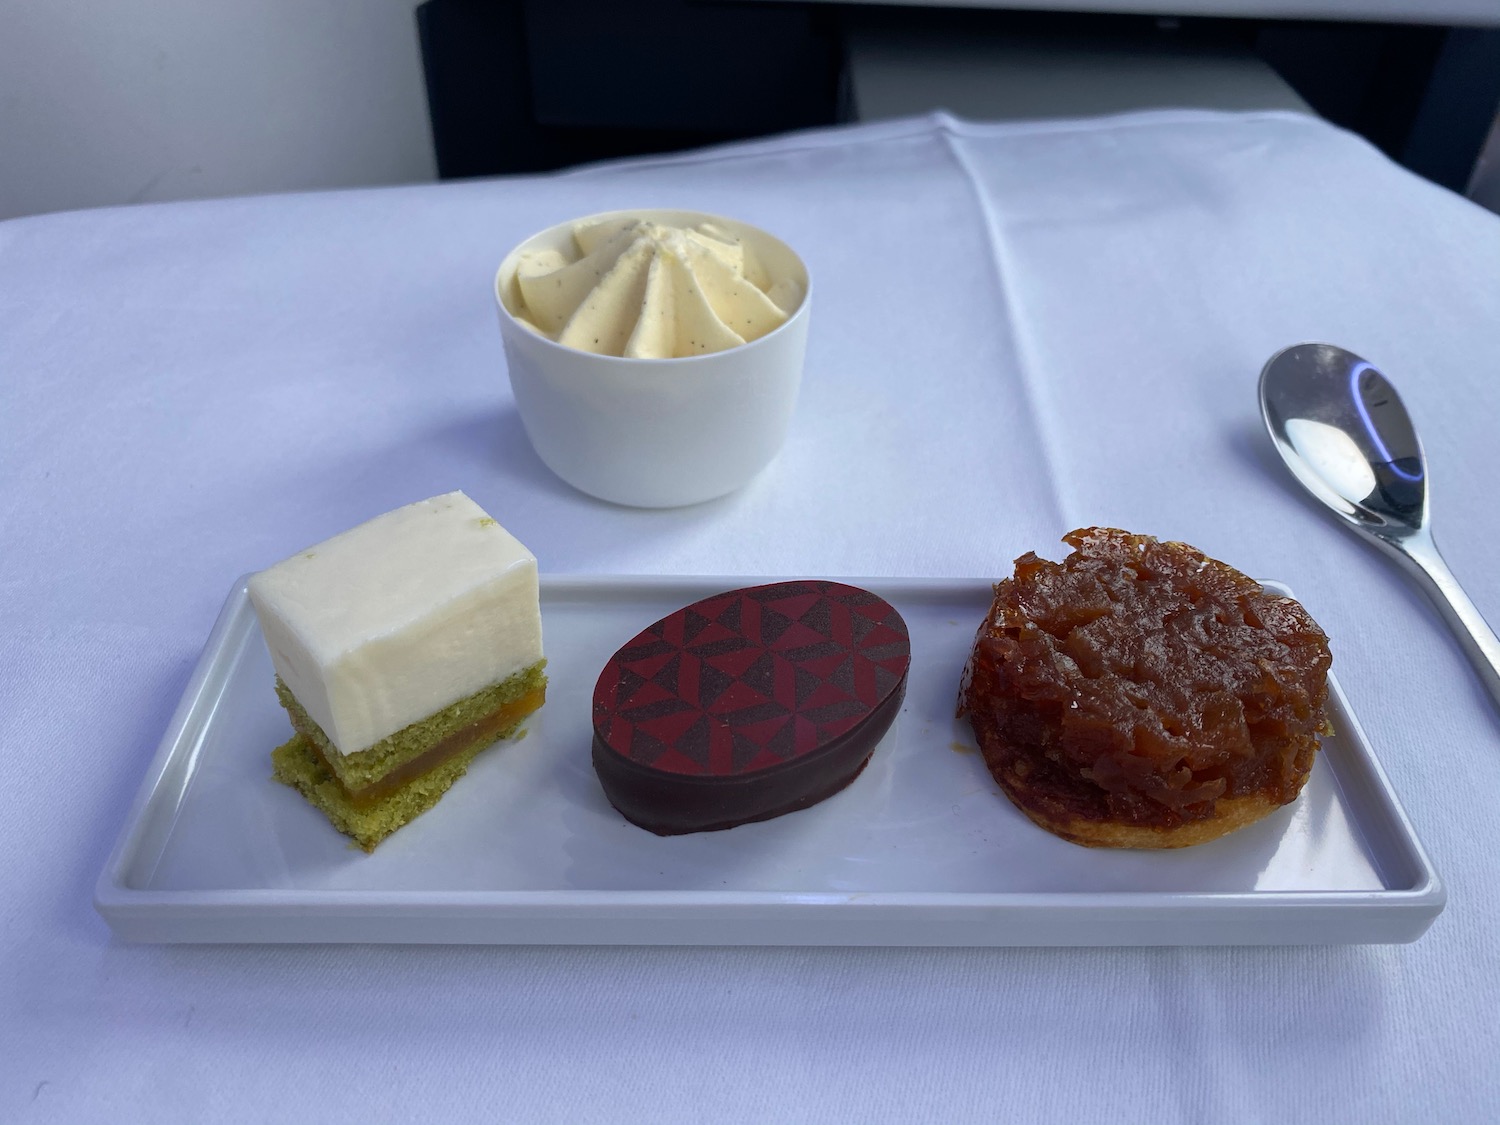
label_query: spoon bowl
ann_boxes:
[1260,343,1500,712]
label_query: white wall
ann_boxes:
[0,1,436,221]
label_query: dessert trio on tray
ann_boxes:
[243,209,1333,856]
[247,496,1331,854]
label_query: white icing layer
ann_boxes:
[247,491,543,756]
[513,217,801,359]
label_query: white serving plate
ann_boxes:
[95,576,1444,946]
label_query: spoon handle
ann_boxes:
[1388,532,1500,712]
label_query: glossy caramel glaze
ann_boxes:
[959,528,1331,844]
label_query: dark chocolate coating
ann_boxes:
[591,580,911,835]
[592,684,904,834]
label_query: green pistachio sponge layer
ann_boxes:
[274,661,547,793]
[271,731,499,852]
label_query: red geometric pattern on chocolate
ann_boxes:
[593,581,911,777]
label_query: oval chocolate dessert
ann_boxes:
[592,580,911,835]
[958,528,1331,849]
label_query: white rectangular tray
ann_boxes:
[95,576,1443,945]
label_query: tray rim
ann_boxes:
[94,574,1446,946]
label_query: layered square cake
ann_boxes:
[248,491,546,850]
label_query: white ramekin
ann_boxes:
[495,208,811,508]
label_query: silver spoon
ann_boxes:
[1259,342,1500,711]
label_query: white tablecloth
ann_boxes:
[4,110,1498,1124]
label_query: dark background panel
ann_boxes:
[418,0,846,178]
[418,1,1500,194]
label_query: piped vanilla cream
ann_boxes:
[512,216,802,359]
[247,492,543,756]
